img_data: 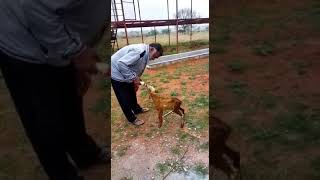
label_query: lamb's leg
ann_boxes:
[212,152,234,180]
[179,107,185,114]
[158,109,163,128]
[225,145,240,169]
[173,108,183,116]
[173,108,185,128]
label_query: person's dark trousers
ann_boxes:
[0,52,101,180]
[111,79,143,123]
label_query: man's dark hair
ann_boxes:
[149,43,163,56]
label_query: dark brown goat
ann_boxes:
[211,115,240,180]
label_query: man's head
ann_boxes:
[149,43,163,60]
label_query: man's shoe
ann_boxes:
[134,107,149,115]
[131,118,145,125]
[77,146,110,170]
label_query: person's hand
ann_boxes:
[72,47,100,96]
[72,47,100,74]
[133,77,141,92]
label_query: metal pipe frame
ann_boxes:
[176,0,179,53]
[112,18,209,28]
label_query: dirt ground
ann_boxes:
[111,58,209,180]
[211,0,320,179]
[0,74,110,180]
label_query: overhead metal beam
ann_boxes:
[111,18,209,28]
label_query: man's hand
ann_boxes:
[133,77,141,92]
[72,47,100,74]
[72,47,101,96]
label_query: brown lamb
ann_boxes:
[141,82,185,128]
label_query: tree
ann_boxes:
[161,29,171,34]
[147,29,159,36]
[173,8,200,34]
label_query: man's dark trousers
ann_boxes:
[111,79,142,123]
[0,51,101,180]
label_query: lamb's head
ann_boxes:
[147,84,156,93]
[140,81,156,93]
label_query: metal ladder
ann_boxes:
[111,0,138,51]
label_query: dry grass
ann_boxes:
[116,31,209,48]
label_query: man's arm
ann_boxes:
[22,0,85,65]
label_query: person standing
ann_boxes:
[0,1,109,180]
[111,43,163,125]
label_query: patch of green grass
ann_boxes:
[160,78,170,83]
[212,33,230,45]
[141,73,151,81]
[204,63,209,71]
[209,95,223,110]
[0,154,18,177]
[241,163,290,180]
[191,94,209,108]
[176,128,199,144]
[145,131,154,138]
[258,92,277,109]
[156,161,171,174]
[252,41,275,56]
[177,131,190,142]
[227,81,249,97]
[156,157,187,175]
[251,128,281,141]
[236,11,266,33]
[170,146,181,155]
[90,98,108,114]
[140,90,148,97]
[188,75,196,80]
[117,146,129,157]
[193,162,208,176]
[162,40,209,55]
[187,115,208,132]
[120,177,133,180]
[181,81,187,85]
[99,79,110,91]
[291,61,311,75]
[156,87,165,93]
[198,141,209,151]
[274,109,320,144]
[129,131,139,138]
[154,72,168,78]
[213,47,227,54]
[227,60,248,73]
[251,104,320,147]
[310,157,320,178]
[171,91,178,96]
[173,76,181,79]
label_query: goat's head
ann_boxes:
[140,81,156,93]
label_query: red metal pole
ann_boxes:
[137,0,144,43]
[190,0,192,42]
[120,0,129,45]
[176,0,179,53]
[132,0,137,20]
[154,26,157,42]
[167,0,170,46]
